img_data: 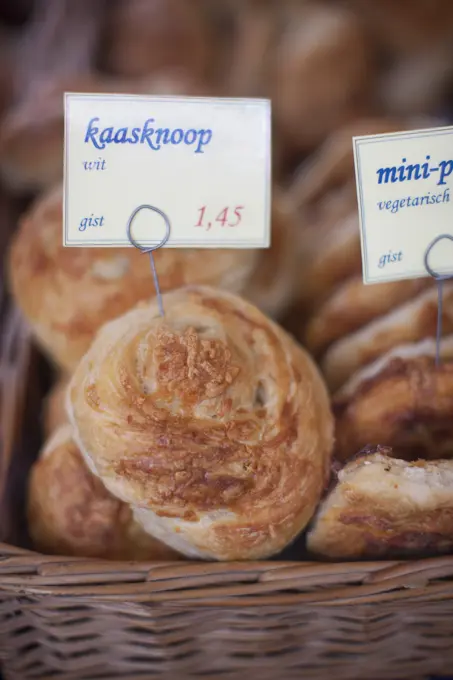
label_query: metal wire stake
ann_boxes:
[424,233,453,367]
[126,204,171,317]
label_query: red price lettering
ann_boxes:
[194,206,244,231]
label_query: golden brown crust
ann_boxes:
[307,450,453,559]
[8,184,296,371]
[43,375,71,436]
[67,286,334,560]
[305,276,429,357]
[8,184,258,372]
[27,424,179,560]
[333,340,453,463]
[322,284,453,391]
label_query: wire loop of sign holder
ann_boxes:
[424,233,453,367]
[126,204,171,317]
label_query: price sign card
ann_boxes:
[64,93,271,247]
[353,124,453,284]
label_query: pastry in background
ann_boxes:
[270,2,370,155]
[349,0,453,117]
[296,213,362,311]
[67,286,334,561]
[322,283,453,391]
[8,183,297,372]
[307,446,453,559]
[0,70,208,193]
[102,0,216,84]
[43,375,70,437]
[333,338,453,463]
[28,424,180,560]
[305,277,429,357]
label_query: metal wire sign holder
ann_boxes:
[126,204,171,317]
[424,233,453,367]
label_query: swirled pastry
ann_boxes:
[305,277,429,357]
[67,286,334,560]
[307,447,453,559]
[322,283,453,391]
[8,184,296,372]
[28,424,180,560]
[43,375,71,436]
[333,338,453,463]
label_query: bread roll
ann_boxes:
[43,375,70,436]
[28,424,179,560]
[305,277,429,357]
[67,285,334,560]
[307,447,453,559]
[322,283,453,391]
[333,338,453,463]
[8,184,296,372]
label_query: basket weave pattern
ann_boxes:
[2,298,453,678]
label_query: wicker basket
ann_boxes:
[2,296,453,680]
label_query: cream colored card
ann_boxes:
[353,125,453,284]
[63,93,271,248]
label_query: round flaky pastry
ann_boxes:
[67,286,334,561]
[28,424,180,561]
[307,447,453,559]
[333,338,453,463]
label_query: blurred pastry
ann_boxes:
[298,213,362,310]
[8,183,296,372]
[28,424,180,560]
[289,117,409,215]
[305,277,429,357]
[0,70,208,193]
[225,0,281,97]
[270,2,369,153]
[333,338,453,463]
[349,1,453,117]
[43,375,70,436]
[322,283,452,391]
[67,285,334,561]
[103,0,215,83]
[307,447,453,559]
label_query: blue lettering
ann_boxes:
[377,167,398,184]
[100,127,113,146]
[129,127,140,143]
[114,127,128,143]
[84,117,104,149]
[140,118,157,149]
[195,129,212,153]
[184,129,197,145]
[171,128,183,144]
[438,160,453,186]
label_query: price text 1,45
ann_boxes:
[195,206,244,231]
